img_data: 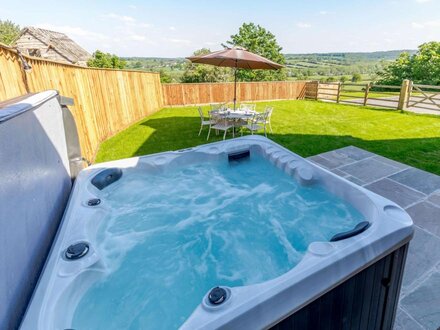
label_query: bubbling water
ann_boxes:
[72,154,364,329]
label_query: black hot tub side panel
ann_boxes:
[269,243,409,330]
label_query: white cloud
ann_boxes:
[102,13,136,23]
[411,22,425,29]
[139,23,152,28]
[128,35,147,41]
[319,11,328,15]
[128,5,137,9]
[411,20,440,28]
[415,0,432,3]
[167,38,191,45]
[296,22,311,28]
[169,26,176,31]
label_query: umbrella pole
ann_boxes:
[233,61,237,110]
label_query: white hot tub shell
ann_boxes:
[20,136,414,330]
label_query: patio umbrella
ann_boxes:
[186,47,284,109]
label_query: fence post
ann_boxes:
[398,79,410,110]
[363,83,370,106]
[314,81,319,100]
[336,82,342,103]
[407,80,413,109]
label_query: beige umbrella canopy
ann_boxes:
[187,47,284,108]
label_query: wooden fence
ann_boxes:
[409,84,440,112]
[7,39,438,162]
[315,80,421,111]
[162,81,308,106]
[0,44,163,161]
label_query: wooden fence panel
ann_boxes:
[305,81,318,99]
[0,47,28,98]
[317,83,339,100]
[0,44,163,161]
[162,81,308,106]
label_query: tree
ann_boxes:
[0,20,20,45]
[326,76,336,82]
[377,42,440,86]
[376,52,412,85]
[351,73,362,82]
[181,48,231,83]
[87,50,126,69]
[132,61,143,69]
[224,22,286,81]
[159,70,172,83]
[340,76,348,83]
[412,42,440,85]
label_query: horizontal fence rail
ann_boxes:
[0,44,163,161]
[162,81,308,106]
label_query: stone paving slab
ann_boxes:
[309,146,440,330]
[344,175,365,186]
[365,178,426,208]
[334,145,375,160]
[310,152,356,169]
[307,155,346,170]
[390,168,440,195]
[373,155,410,170]
[394,308,425,330]
[428,192,440,207]
[401,265,440,330]
[330,168,349,178]
[407,202,440,237]
[400,227,440,294]
[339,157,402,184]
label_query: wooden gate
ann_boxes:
[408,84,440,112]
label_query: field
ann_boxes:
[285,50,415,81]
[95,99,440,175]
[123,50,416,83]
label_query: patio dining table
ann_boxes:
[212,108,258,137]
[213,109,257,119]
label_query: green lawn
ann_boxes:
[95,100,440,175]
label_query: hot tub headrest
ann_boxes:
[91,168,123,190]
[330,221,371,242]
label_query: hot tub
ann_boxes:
[20,136,413,330]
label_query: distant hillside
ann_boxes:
[284,50,416,62]
[123,49,416,83]
[284,50,417,81]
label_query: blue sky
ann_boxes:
[1,0,439,57]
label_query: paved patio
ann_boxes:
[308,146,440,330]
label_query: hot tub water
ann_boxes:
[72,154,364,329]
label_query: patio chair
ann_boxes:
[210,103,226,112]
[197,107,215,136]
[264,106,274,133]
[207,113,234,140]
[244,109,270,137]
[239,103,256,111]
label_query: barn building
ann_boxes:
[14,27,91,66]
